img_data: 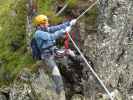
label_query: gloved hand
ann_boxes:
[65,26,71,32]
[70,19,77,26]
[66,49,76,57]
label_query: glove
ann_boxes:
[70,19,77,26]
[65,26,71,32]
[66,49,76,57]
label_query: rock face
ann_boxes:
[84,0,133,99]
[0,93,7,100]
[31,67,61,100]
[75,0,133,99]
[0,67,65,100]
[97,0,133,95]
[0,59,86,100]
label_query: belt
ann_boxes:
[41,45,55,51]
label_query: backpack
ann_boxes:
[30,38,41,60]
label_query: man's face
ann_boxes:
[39,21,49,28]
[44,21,49,28]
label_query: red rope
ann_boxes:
[72,32,75,48]
[64,32,69,49]
[65,32,81,49]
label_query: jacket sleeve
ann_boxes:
[36,30,65,41]
[48,21,70,33]
[49,29,66,40]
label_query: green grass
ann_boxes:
[0,0,34,85]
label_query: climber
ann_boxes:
[33,14,77,96]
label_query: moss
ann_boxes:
[0,0,34,85]
[0,0,59,86]
[85,6,98,25]
[68,0,78,7]
[37,0,63,24]
[37,0,55,17]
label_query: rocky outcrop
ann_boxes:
[79,0,133,99]
[96,0,133,98]
[71,0,133,99]
[0,57,87,100]
[0,67,65,100]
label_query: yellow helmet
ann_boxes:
[34,14,48,25]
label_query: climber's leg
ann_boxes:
[43,55,64,94]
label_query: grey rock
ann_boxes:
[31,67,60,100]
[71,94,84,100]
[89,0,133,99]
[97,0,133,89]
[76,0,133,99]
[0,93,7,100]
[9,82,33,100]
[19,68,32,81]
[9,66,66,100]
[97,89,122,100]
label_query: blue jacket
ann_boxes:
[34,22,70,51]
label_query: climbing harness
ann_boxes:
[67,1,114,100]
